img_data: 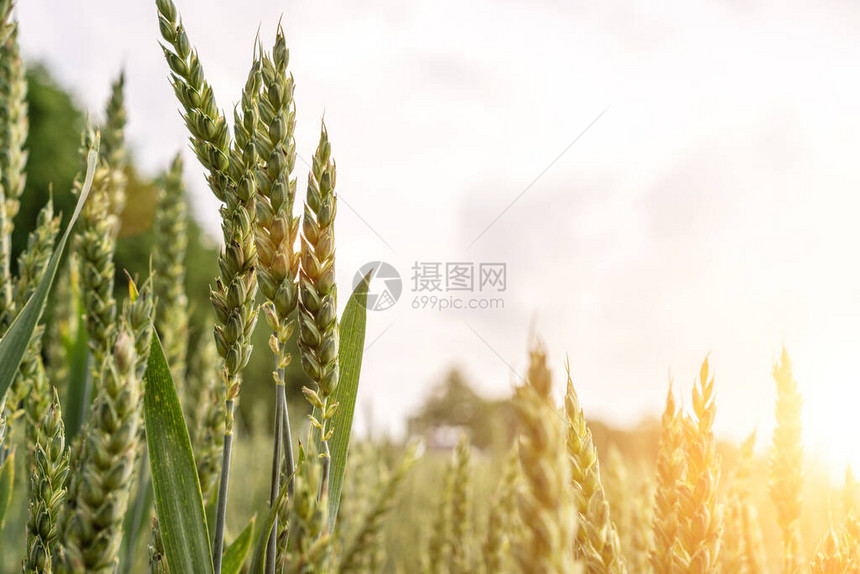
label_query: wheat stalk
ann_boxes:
[283,445,331,574]
[771,347,806,573]
[254,26,301,572]
[512,343,578,574]
[564,360,626,573]
[155,2,263,566]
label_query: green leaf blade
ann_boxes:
[144,332,213,574]
[0,146,97,402]
[316,276,369,532]
[222,516,256,574]
[0,449,14,532]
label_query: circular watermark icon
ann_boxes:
[354,261,402,311]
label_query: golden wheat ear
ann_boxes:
[770,348,806,572]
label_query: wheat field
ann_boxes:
[0,0,858,572]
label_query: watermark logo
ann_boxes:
[354,261,403,311]
[353,260,507,312]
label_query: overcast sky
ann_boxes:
[16,0,860,471]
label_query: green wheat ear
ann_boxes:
[8,200,60,442]
[101,72,129,226]
[154,152,190,383]
[424,460,453,574]
[75,128,118,367]
[448,434,473,574]
[298,121,339,493]
[24,388,69,574]
[0,23,28,329]
[56,280,153,573]
[255,25,300,574]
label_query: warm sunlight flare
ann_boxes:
[3,0,860,572]
[801,358,860,478]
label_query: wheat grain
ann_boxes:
[564,359,626,573]
[24,389,69,574]
[0,0,13,44]
[512,343,578,574]
[809,524,852,574]
[676,357,722,573]
[650,384,686,574]
[298,121,339,495]
[156,3,264,564]
[254,27,300,572]
[156,0,260,423]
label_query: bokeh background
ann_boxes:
[12,0,860,475]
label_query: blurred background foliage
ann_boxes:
[14,63,312,436]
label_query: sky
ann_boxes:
[15,0,860,472]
